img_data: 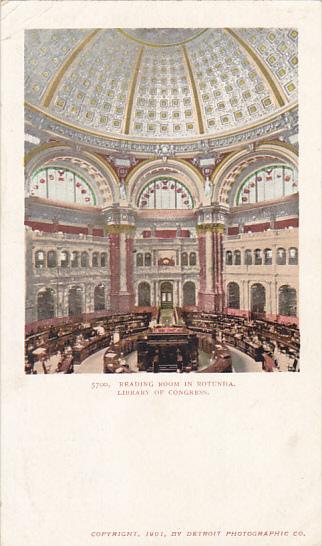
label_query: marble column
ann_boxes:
[197,225,215,311]
[213,225,225,312]
[106,224,135,313]
[197,223,224,312]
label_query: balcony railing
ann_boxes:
[226,228,298,240]
[135,265,199,274]
[28,230,109,243]
[32,266,109,277]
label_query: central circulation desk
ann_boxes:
[137,327,198,372]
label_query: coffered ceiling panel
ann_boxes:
[25,28,298,142]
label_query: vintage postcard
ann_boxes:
[1,2,321,546]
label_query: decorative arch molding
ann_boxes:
[126,158,204,209]
[25,143,119,205]
[35,285,57,299]
[211,142,298,205]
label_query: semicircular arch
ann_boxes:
[25,143,119,205]
[126,159,204,209]
[211,142,298,205]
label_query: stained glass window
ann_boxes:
[236,165,297,205]
[30,167,96,206]
[138,177,193,209]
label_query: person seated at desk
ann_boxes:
[272,342,280,368]
[63,343,73,356]
[115,353,130,374]
[255,344,265,369]
[288,355,298,372]
[25,356,33,375]
[99,325,106,336]
[56,354,74,374]
[263,351,275,372]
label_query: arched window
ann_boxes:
[226,251,233,265]
[100,253,107,267]
[264,248,272,265]
[71,251,79,268]
[60,251,69,268]
[30,167,96,206]
[181,252,188,266]
[92,253,99,267]
[279,285,297,316]
[35,250,45,268]
[47,251,57,268]
[234,250,241,265]
[37,288,55,320]
[136,253,143,267]
[254,249,262,265]
[277,248,286,265]
[138,282,151,307]
[81,252,89,268]
[144,253,152,267]
[245,249,252,266]
[183,282,196,306]
[94,285,105,311]
[236,165,298,205]
[189,252,197,266]
[288,247,298,265]
[138,178,193,209]
[68,286,83,316]
[227,282,240,309]
[251,283,266,314]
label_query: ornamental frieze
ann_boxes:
[25,105,298,158]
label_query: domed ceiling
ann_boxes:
[25,28,298,142]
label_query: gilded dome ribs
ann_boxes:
[225,29,287,108]
[42,29,101,108]
[182,45,205,135]
[25,29,297,141]
[124,46,144,135]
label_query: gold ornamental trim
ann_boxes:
[105,224,135,235]
[225,29,287,108]
[24,142,119,183]
[196,223,225,234]
[42,29,101,108]
[25,100,297,146]
[124,46,144,135]
[24,141,71,166]
[210,140,298,183]
[182,45,205,135]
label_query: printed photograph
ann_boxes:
[24,28,299,375]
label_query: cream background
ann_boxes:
[1,2,321,546]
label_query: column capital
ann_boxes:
[196,223,225,234]
[105,224,135,235]
[101,204,136,226]
[197,203,229,226]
